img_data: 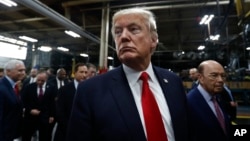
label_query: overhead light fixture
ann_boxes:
[209,34,220,40]
[80,53,88,57]
[107,56,114,60]
[57,47,69,52]
[0,35,27,46]
[38,46,52,52]
[199,14,214,25]
[19,35,38,42]
[0,0,17,7]
[198,45,205,50]
[246,47,250,50]
[65,30,81,38]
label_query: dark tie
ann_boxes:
[140,72,168,141]
[38,86,44,101]
[212,96,226,134]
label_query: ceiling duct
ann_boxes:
[14,0,100,44]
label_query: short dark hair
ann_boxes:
[75,63,87,73]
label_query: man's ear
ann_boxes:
[150,35,158,51]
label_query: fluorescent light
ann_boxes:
[57,47,69,52]
[199,14,214,25]
[0,41,27,60]
[0,0,17,7]
[80,53,88,57]
[246,47,250,50]
[65,30,81,38]
[209,34,220,40]
[107,56,114,60]
[38,46,52,52]
[198,45,205,50]
[19,36,38,42]
[199,15,208,25]
[0,35,27,46]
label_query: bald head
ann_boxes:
[189,68,199,81]
[198,60,226,95]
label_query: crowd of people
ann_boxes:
[0,60,97,141]
[0,7,240,141]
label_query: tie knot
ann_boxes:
[140,72,149,82]
[14,84,18,89]
[211,95,218,101]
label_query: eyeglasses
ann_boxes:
[207,73,227,80]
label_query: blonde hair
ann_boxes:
[111,7,158,40]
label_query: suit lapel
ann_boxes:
[3,77,20,102]
[153,67,176,113]
[109,67,146,140]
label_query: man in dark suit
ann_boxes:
[48,68,69,91]
[22,71,56,141]
[187,60,232,141]
[86,63,97,79]
[66,8,190,141]
[54,63,88,141]
[47,68,69,140]
[0,59,26,141]
[189,67,199,90]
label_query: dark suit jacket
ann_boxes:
[0,77,23,141]
[219,87,237,121]
[22,77,32,89]
[66,66,190,141]
[187,87,231,141]
[54,82,76,141]
[48,78,69,91]
[22,82,56,124]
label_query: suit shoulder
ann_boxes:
[154,66,181,80]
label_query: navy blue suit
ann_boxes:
[187,87,231,141]
[66,66,190,141]
[0,77,23,141]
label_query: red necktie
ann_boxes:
[14,84,19,96]
[212,96,227,134]
[140,72,168,141]
[38,86,44,101]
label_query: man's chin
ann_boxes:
[119,54,136,62]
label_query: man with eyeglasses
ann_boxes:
[187,60,232,141]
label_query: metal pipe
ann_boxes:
[62,0,113,7]
[80,1,229,11]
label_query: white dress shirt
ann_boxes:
[123,63,175,141]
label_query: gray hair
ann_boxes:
[111,7,158,40]
[4,59,24,74]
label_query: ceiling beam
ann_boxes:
[14,0,100,44]
[0,17,49,25]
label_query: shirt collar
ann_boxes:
[197,84,213,102]
[123,62,154,86]
[74,79,78,89]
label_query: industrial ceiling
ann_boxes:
[0,0,248,71]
